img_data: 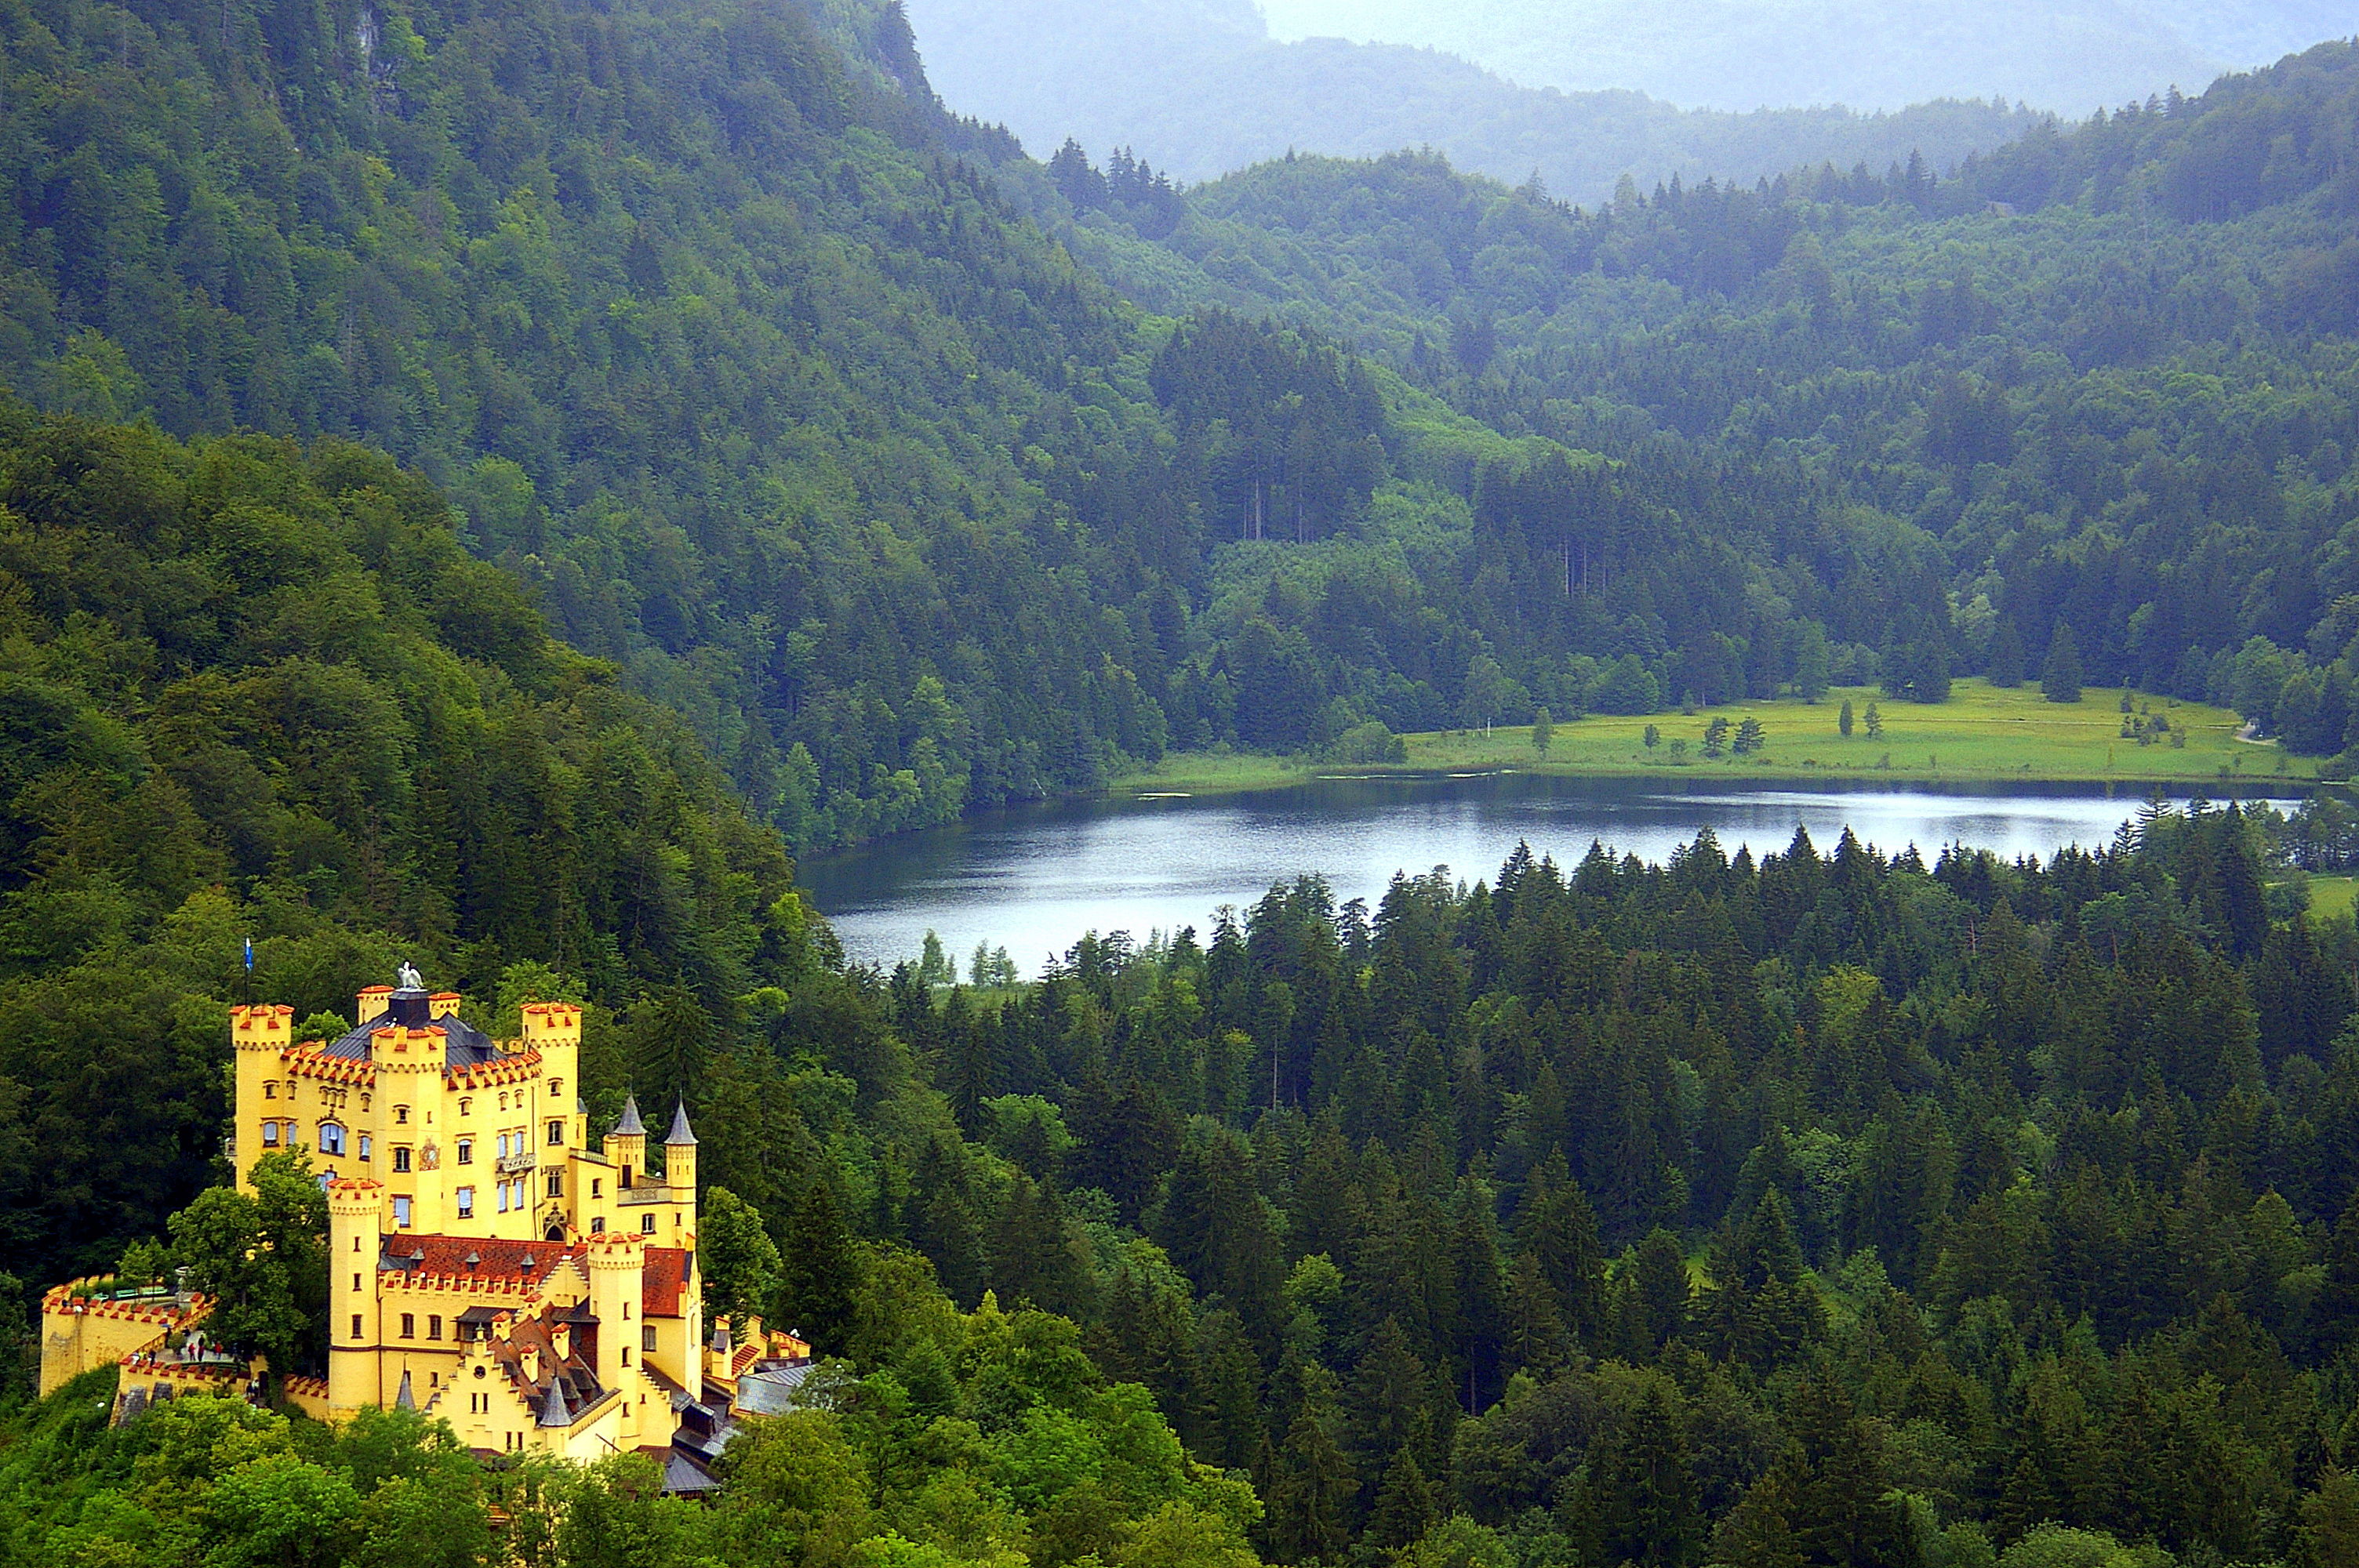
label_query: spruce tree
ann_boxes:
[1369,1447,1439,1548]
[1583,1377,1703,1567]
[1267,1398,1357,1563]
[2043,622,2085,702]
[1989,618,2026,686]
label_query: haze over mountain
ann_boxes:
[902,0,2037,201]
[1261,0,2353,114]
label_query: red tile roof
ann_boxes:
[642,1247,692,1318]
[382,1235,573,1291]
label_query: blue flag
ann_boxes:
[243,937,254,973]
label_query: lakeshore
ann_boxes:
[1115,680,2316,799]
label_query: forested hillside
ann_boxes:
[1062,40,2359,764]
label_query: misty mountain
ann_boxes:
[902,0,2035,202]
[1262,0,2350,114]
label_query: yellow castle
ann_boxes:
[48,971,807,1483]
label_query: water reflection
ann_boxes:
[798,775,2274,977]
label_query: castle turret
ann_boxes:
[604,1097,647,1189]
[663,1102,697,1195]
[519,1002,584,1149]
[228,1005,294,1188]
[325,1179,387,1415]
[584,1232,644,1396]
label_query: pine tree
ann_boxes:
[2043,622,2085,703]
[1267,1397,1357,1563]
[1990,617,2026,686]
[1502,1250,1572,1374]
[1782,1374,1906,1567]
[1838,699,1855,738]
[1368,1446,1439,1548]
[1633,1228,1692,1352]
[1582,1377,1703,1567]
[1518,1155,1608,1341]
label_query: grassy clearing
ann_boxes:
[2306,875,2359,923]
[1114,680,2317,797]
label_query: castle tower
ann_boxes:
[326,1179,387,1415]
[228,1004,293,1189]
[663,1102,697,1195]
[604,1097,647,1189]
[519,1002,584,1149]
[370,1014,450,1235]
[584,1232,644,1397]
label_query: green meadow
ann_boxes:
[1118,680,2316,796]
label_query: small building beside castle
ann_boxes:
[42,974,807,1486]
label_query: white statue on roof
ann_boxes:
[397,961,424,991]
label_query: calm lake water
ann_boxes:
[798,774,2273,977]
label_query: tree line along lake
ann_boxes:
[798,771,2295,978]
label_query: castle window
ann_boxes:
[353,1275,361,1292]
[358,1134,372,1161]
[621,1347,630,1366]
[459,1098,472,1117]
[351,1315,363,1340]
[456,1138,472,1164]
[499,1093,509,1112]
[550,1079,563,1098]
[641,1214,656,1235]
[591,1179,602,1198]
[496,1184,508,1214]
[642,1326,657,1353]
[591,1218,605,1233]
[496,1133,510,1160]
[392,1146,411,1174]
[547,1120,564,1146]
[262,1122,280,1146]
[456,1186,474,1219]
[428,1316,442,1341]
[400,1313,415,1339]
[318,1123,346,1156]
[394,1105,409,1125]
[393,1196,413,1228]
[264,1082,276,1099]
[545,1171,563,1199]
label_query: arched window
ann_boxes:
[459,1098,472,1117]
[261,1121,281,1146]
[318,1123,346,1156]
[591,1217,605,1233]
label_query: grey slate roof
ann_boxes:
[612,1095,646,1137]
[665,1101,696,1146]
[322,985,502,1067]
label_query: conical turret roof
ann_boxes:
[395,1369,416,1410]
[612,1094,645,1137]
[540,1379,572,1428]
[665,1100,697,1146]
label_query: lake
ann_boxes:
[798,774,2270,977]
